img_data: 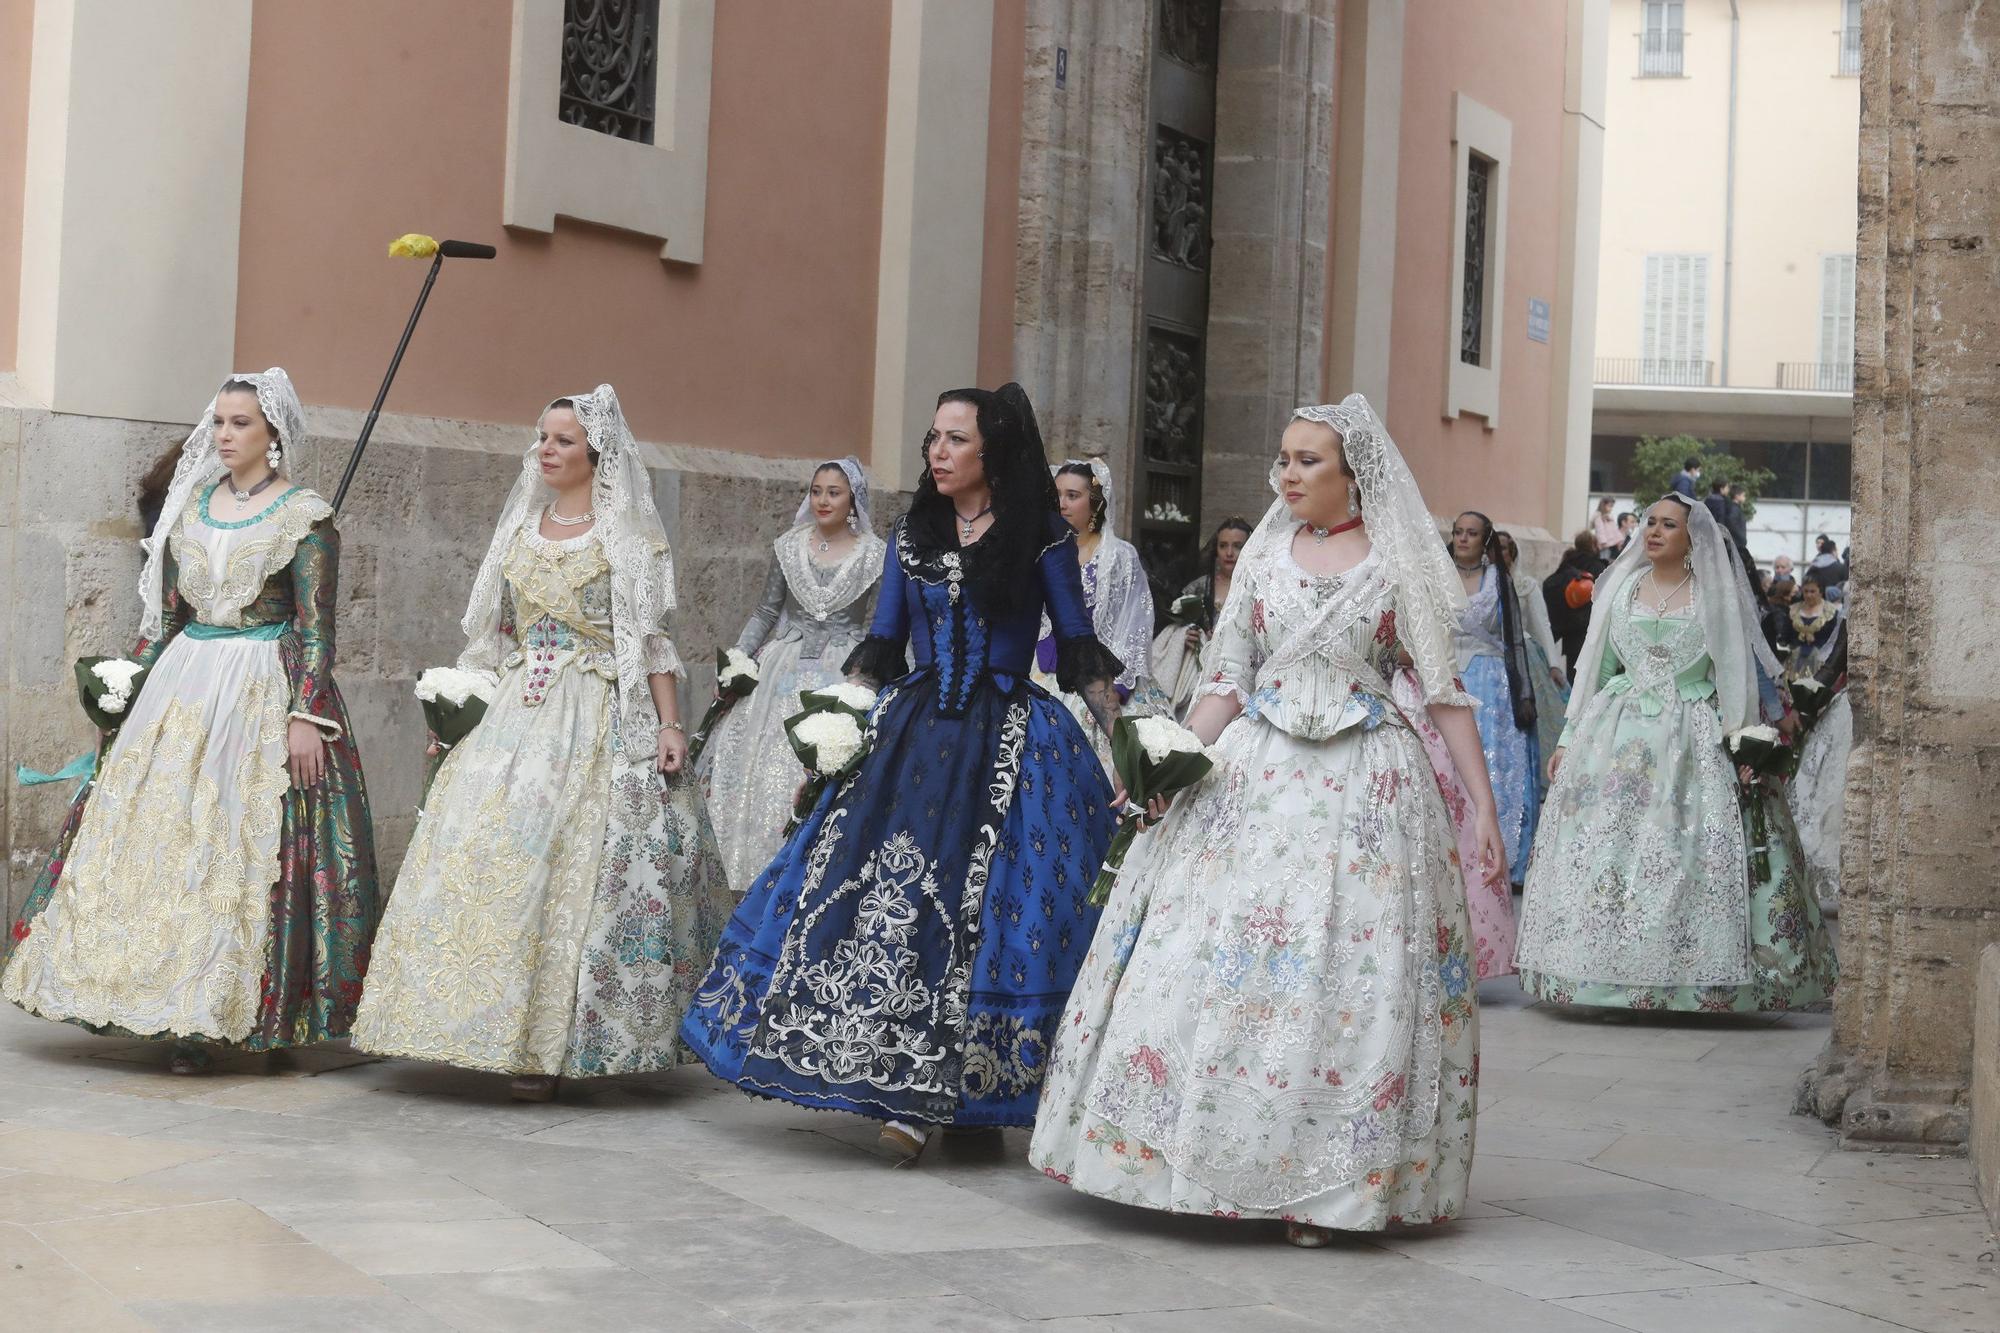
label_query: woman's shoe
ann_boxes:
[879,1119,929,1164]
[167,1042,211,1075]
[509,1075,559,1103]
[1284,1222,1336,1249]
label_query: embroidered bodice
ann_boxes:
[857,515,1102,717]
[735,527,885,660]
[499,528,617,705]
[1201,539,1459,741]
[1451,563,1504,669]
[169,484,334,629]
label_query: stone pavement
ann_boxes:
[0,982,1993,1333]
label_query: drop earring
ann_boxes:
[266,441,282,471]
[847,512,859,532]
[1347,484,1361,519]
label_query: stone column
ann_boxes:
[1013,0,1151,505]
[1202,0,1335,529]
[1803,0,2000,1149]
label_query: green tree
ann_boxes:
[1626,434,1774,518]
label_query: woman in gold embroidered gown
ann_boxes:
[352,385,732,1100]
[2,369,379,1073]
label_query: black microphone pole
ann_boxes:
[331,237,497,513]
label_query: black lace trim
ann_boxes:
[1054,634,1124,696]
[842,636,907,688]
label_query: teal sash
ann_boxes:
[184,620,288,641]
[16,750,95,801]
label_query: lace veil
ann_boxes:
[1222,394,1467,703]
[139,367,310,639]
[1567,494,1781,734]
[457,385,681,753]
[1051,457,1116,527]
[791,455,875,531]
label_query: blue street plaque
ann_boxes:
[1527,297,1551,344]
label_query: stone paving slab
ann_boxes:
[0,982,1992,1332]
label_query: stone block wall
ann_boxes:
[0,398,903,922]
[1975,944,2000,1229]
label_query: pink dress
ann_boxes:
[1392,666,1516,979]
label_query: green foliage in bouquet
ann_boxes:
[1089,715,1214,907]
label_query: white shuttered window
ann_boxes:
[1640,253,1709,385]
[1819,254,1856,384]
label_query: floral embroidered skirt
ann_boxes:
[1393,668,1516,979]
[1515,688,1836,1013]
[353,659,731,1076]
[681,669,1116,1127]
[1029,710,1479,1231]
[2,632,378,1048]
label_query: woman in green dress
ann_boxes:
[1514,495,1836,1012]
[2,369,379,1070]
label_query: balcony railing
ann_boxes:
[1837,26,1862,76]
[1777,361,1853,392]
[1638,29,1685,77]
[1596,357,1714,387]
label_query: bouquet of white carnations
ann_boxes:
[75,657,148,732]
[781,684,878,833]
[1165,590,1206,627]
[687,647,761,767]
[415,666,497,749]
[1088,715,1214,906]
[1726,722,1796,880]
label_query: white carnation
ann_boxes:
[1131,715,1204,764]
[806,682,878,713]
[1727,723,1781,751]
[92,659,143,693]
[794,710,866,774]
[415,666,496,706]
[718,648,760,689]
[98,693,127,715]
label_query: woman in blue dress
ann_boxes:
[682,382,1122,1163]
[1448,512,1541,883]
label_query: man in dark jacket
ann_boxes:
[1542,532,1602,674]
[1672,457,1702,499]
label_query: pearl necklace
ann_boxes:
[1639,567,1693,614]
[547,504,594,527]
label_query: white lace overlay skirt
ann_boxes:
[352,660,613,1075]
[698,638,841,893]
[1789,692,1851,906]
[2,636,291,1040]
[1029,712,1479,1230]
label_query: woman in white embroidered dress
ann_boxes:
[1514,496,1837,1012]
[352,386,732,1100]
[1031,395,1503,1246]
[1035,459,1164,761]
[697,458,885,892]
[3,370,379,1073]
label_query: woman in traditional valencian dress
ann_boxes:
[682,384,1123,1162]
[1784,574,1851,910]
[1448,512,1542,883]
[1150,517,1252,717]
[1031,394,1503,1246]
[352,385,731,1100]
[3,370,378,1073]
[1034,460,1165,760]
[1514,496,1837,1012]
[698,458,885,892]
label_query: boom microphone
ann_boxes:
[438,239,497,260]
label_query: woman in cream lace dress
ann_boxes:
[352,385,731,1098]
[697,458,884,892]
[1031,395,1503,1245]
[3,369,378,1071]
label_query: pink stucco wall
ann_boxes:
[979,0,1026,389]
[232,2,895,457]
[0,0,33,373]
[1377,0,1566,527]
